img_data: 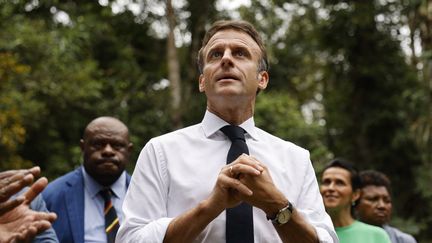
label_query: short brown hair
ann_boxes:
[197,20,269,74]
[359,170,392,195]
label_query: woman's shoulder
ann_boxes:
[337,221,391,243]
[355,221,391,242]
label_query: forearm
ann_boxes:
[163,199,224,243]
[275,209,318,243]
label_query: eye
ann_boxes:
[335,180,346,186]
[209,50,222,59]
[234,50,245,57]
[91,141,104,150]
[365,196,379,203]
[112,142,127,150]
[321,179,331,185]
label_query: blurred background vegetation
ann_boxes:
[0,0,431,241]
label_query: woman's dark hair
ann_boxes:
[322,158,361,191]
[321,158,361,215]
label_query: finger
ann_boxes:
[24,177,48,204]
[234,154,264,172]
[0,174,34,202]
[27,166,41,178]
[220,175,253,196]
[0,196,25,216]
[31,220,54,235]
[0,169,19,180]
[15,226,38,242]
[0,166,40,180]
[228,163,262,177]
[31,211,57,223]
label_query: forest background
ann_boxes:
[0,0,431,241]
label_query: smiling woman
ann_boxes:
[319,159,392,243]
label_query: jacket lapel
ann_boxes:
[65,168,85,243]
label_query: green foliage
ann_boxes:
[255,91,331,165]
[0,1,170,178]
[0,52,33,169]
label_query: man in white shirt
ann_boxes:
[117,20,337,243]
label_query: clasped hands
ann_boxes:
[0,166,57,243]
[210,154,287,216]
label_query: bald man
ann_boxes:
[43,117,133,243]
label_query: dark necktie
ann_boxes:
[220,125,254,243]
[100,188,119,243]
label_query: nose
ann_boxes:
[102,144,115,156]
[220,50,234,68]
[322,182,335,192]
[376,199,386,208]
[327,182,335,190]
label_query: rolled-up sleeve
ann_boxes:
[296,155,339,243]
[116,140,172,242]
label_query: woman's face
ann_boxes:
[320,167,357,212]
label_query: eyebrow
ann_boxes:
[206,43,256,59]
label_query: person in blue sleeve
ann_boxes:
[43,116,133,243]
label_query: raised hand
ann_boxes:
[0,167,41,216]
[0,173,57,243]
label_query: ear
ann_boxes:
[352,189,361,203]
[198,74,205,93]
[128,142,133,153]
[257,71,269,90]
[79,139,85,152]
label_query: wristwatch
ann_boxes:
[267,201,294,226]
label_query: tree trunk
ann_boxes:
[166,0,182,129]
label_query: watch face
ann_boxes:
[278,209,291,224]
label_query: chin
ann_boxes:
[324,203,340,210]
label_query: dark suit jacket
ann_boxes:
[42,167,131,243]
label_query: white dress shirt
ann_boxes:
[117,110,338,243]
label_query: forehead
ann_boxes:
[204,29,261,54]
[85,121,128,140]
[322,167,351,182]
[361,185,390,196]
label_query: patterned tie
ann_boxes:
[220,125,254,243]
[100,188,119,243]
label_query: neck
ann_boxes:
[328,206,355,227]
[207,98,255,125]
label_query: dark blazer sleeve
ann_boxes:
[31,194,59,243]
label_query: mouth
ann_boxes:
[375,212,388,218]
[323,194,338,199]
[97,159,119,166]
[216,73,240,82]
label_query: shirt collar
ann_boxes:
[201,110,259,140]
[82,166,126,199]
